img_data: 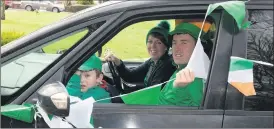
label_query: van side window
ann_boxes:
[99,14,219,107]
[1,21,106,97]
[244,10,274,111]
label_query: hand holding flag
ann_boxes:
[173,68,195,87]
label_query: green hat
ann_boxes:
[146,20,171,48]
[169,22,205,41]
[78,54,102,72]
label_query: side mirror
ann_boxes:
[37,82,70,117]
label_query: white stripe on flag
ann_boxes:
[228,69,253,83]
[66,96,95,128]
[186,38,210,79]
[184,1,211,79]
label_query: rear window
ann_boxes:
[244,10,274,111]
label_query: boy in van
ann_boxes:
[66,54,111,103]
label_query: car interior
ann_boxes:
[69,16,218,105]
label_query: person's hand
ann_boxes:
[104,53,121,66]
[173,68,195,87]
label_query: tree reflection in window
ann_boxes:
[244,10,274,111]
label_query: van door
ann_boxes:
[90,5,235,128]
[223,8,274,128]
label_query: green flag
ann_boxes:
[120,84,162,105]
[1,103,35,123]
[206,1,250,29]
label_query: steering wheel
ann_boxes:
[107,61,147,94]
[107,61,124,94]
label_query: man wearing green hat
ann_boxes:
[66,54,111,103]
[158,22,205,106]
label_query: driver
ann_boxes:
[66,55,111,103]
[105,20,176,91]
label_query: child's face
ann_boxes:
[80,70,103,92]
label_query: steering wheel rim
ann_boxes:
[107,61,124,94]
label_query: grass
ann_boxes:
[101,20,176,60]
[1,10,72,34]
[43,30,89,53]
[1,10,176,60]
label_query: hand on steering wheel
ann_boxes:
[105,53,121,66]
[104,52,124,94]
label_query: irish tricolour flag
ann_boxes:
[228,56,273,96]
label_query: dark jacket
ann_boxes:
[116,53,176,92]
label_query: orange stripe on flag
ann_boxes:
[230,82,256,96]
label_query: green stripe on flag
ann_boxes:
[230,57,253,71]
[121,84,162,105]
[206,1,250,29]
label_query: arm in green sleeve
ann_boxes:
[185,78,204,106]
